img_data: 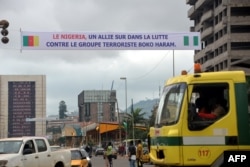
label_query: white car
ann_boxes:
[0,136,71,167]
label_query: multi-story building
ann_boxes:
[187,0,250,75]
[0,75,46,138]
[78,90,117,123]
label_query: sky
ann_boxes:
[0,0,195,116]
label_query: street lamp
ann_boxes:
[120,77,128,155]
[116,99,122,144]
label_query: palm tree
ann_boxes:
[126,108,147,140]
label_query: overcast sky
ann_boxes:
[0,0,194,116]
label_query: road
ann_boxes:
[91,155,153,167]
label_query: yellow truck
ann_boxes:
[148,65,250,166]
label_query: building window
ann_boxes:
[85,103,90,117]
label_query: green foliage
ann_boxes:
[123,121,127,130]
[125,108,148,140]
[149,106,157,127]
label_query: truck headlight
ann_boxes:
[0,160,8,167]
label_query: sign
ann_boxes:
[8,81,36,137]
[21,31,201,50]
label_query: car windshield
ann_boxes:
[0,140,22,154]
[155,83,186,126]
[80,148,88,157]
[71,150,82,160]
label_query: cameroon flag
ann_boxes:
[23,36,39,47]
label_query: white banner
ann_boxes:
[21,31,201,50]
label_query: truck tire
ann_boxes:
[55,162,64,167]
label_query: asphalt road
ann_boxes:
[91,155,153,167]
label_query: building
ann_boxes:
[0,75,46,138]
[77,90,124,145]
[187,0,250,75]
[78,90,117,123]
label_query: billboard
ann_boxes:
[8,81,36,137]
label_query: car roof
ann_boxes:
[69,148,81,151]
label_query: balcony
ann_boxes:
[201,10,213,23]
[186,0,196,5]
[195,0,212,11]
[223,0,250,6]
[214,21,225,34]
[194,21,202,31]
[214,35,229,48]
[201,27,213,40]
[188,6,195,18]
[204,43,214,54]
[231,33,250,42]
[230,16,250,26]
[231,50,250,58]
[195,0,206,10]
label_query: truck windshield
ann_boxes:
[0,141,22,154]
[155,83,186,126]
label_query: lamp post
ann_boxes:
[131,99,135,145]
[120,77,127,155]
[116,99,122,144]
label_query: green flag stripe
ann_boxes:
[184,36,189,46]
[193,36,198,46]
[23,36,29,46]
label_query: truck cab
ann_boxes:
[0,136,71,167]
[149,69,250,166]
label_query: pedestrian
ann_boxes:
[136,140,143,167]
[106,142,113,167]
[104,153,109,167]
[128,140,136,167]
[85,144,90,154]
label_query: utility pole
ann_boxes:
[116,99,122,144]
[131,99,135,145]
[120,77,128,155]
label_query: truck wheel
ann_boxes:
[55,162,64,167]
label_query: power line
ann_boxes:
[132,51,171,80]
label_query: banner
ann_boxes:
[21,31,201,50]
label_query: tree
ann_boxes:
[59,100,68,119]
[149,105,158,127]
[126,108,147,140]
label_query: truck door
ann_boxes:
[22,140,39,167]
[182,83,238,166]
[35,139,53,167]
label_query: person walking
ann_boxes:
[136,140,143,167]
[104,144,109,167]
[128,140,136,167]
[106,142,113,167]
